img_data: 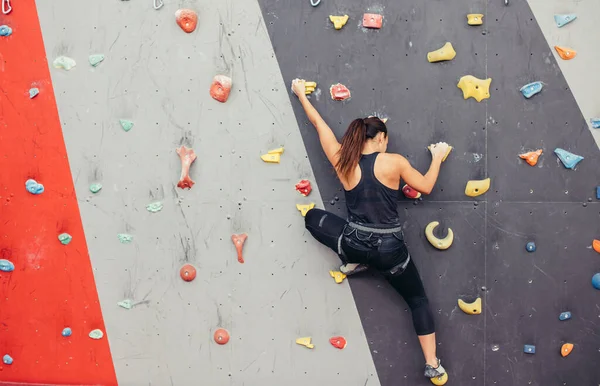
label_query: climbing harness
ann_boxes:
[310,0,321,7]
[153,0,164,10]
[2,0,12,15]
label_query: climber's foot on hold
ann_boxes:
[339,263,368,276]
[424,358,446,378]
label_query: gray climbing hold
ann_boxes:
[25,179,44,194]
[89,54,105,67]
[119,119,134,132]
[118,233,133,243]
[117,299,133,309]
[58,233,73,245]
[526,242,536,252]
[3,354,13,365]
[559,311,571,321]
[0,25,12,36]
[53,56,77,71]
[590,118,600,129]
[89,183,102,193]
[0,259,15,272]
[523,344,535,354]
[146,201,163,213]
[554,14,576,28]
[29,88,39,99]
[89,329,104,340]
[554,148,584,169]
[520,82,542,99]
[62,327,72,337]
[592,273,600,290]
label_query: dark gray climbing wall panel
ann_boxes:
[257,0,600,384]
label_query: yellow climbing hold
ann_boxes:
[425,221,454,250]
[296,203,315,216]
[457,75,492,102]
[305,81,317,95]
[465,178,490,197]
[430,372,448,385]
[458,297,482,315]
[427,42,456,63]
[329,15,349,30]
[329,270,347,284]
[268,147,284,154]
[261,147,284,163]
[296,337,315,349]
[467,14,484,25]
[427,144,453,162]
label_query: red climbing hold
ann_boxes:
[210,75,232,103]
[231,233,248,264]
[363,13,383,29]
[176,145,197,189]
[175,9,198,33]
[519,149,542,166]
[593,239,600,254]
[214,328,230,345]
[295,179,312,196]
[402,184,422,199]
[329,336,347,349]
[330,83,351,101]
[180,264,197,282]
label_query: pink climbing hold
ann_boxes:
[330,83,351,101]
[176,145,197,189]
[175,9,198,33]
[402,184,422,199]
[363,13,383,29]
[210,75,232,103]
[295,179,312,196]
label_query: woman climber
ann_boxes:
[290,78,450,381]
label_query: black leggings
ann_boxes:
[305,208,435,336]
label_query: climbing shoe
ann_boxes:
[424,358,446,378]
[339,263,368,276]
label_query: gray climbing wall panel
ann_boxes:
[35,0,379,384]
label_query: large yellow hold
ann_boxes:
[467,14,484,25]
[430,373,448,385]
[329,15,349,30]
[427,144,453,162]
[457,75,492,102]
[427,42,456,63]
[458,297,482,315]
[261,147,284,163]
[465,178,490,197]
[296,203,315,216]
[425,221,453,250]
[296,337,314,349]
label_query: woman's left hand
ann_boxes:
[291,78,306,97]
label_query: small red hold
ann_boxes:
[210,75,232,103]
[519,149,542,166]
[176,146,197,189]
[214,328,230,345]
[175,9,198,33]
[231,233,248,264]
[180,264,197,282]
[329,336,347,349]
[402,184,422,199]
[330,83,351,101]
[363,13,383,29]
[295,179,312,196]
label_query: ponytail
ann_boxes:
[336,117,388,180]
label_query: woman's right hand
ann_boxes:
[291,78,306,97]
[429,142,450,161]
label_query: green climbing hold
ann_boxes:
[89,54,105,67]
[146,201,163,213]
[89,183,102,193]
[117,299,133,309]
[58,233,72,245]
[53,56,77,71]
[119,119,134,132]
[118,233,133,243]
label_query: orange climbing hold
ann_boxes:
[519,149,542,166]
[176,145,197,189]
[214,328,230,345]
[210,75,232,103]
[180,264,197,282]
[554,46,577,60]
[295,179,312,196]
[231,233,248,264]
[329,336,347,349]
[561,343,573,357]
[363,13,383,29]
[593,239,600,254]
[175,9,198,33]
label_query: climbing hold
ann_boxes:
[526,241,536,252]
[519,149,542,166]
[520,81,543,99]
[362,13,383,29]
[3,354,13,365]
[296,337,314,349]
[89,183,102,193]
[214,328,230,345]
[467,14,484,26]
[117,299,133,309]
[554,46,576,60]
[153,0,164,10]
[329,270,347,284]
[465,178,490,197]
[61,327,72,337]
[296,203,315,217]
[559,311,572,321]
[561,343,573,357]
[304,81,317,95]
[261,147,284,163]
[330,83,351,101]
[89,329,104,340]
[592,273,600,290]
[458,297,482,315]
[523,344,536,354]
[329,336,347,349]
[175,9,198,33]
[180,264,197,282]
[53,56,77,71]
[117,233,133,243]
[425,221,454,250]
[554,14,576,28]
[310,0,320,6]
[119,119,133,132]
[58,233,73,245]
[29,88,39,99]
[210,75,232,103]
[427,42,456,63]
[89,54,105,67]
[554,148,583,169]
[593,239,600,254]
[457,75,491,102]
[295,180,312,196]
[329,15,349,30]
[596,186,600,200]
[25,179,44,194]
[0,25,12,36]
[0,259,15,272]
[146,201,163,213]
[428,144,452,162]
[231,233,248,264]
[430,373,448,386]
[176,146,197,189]
[402,184,422,199]
[590,118,600,129]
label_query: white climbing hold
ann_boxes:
[89,329,104,339]
[89,54,105,67]
[53,56,77,71]
[117,299,133,309]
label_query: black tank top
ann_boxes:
[344,152,400,225]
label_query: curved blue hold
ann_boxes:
[554,148,584,169]
[62,327,72,337]
[25,179,44,194]
[0,25,12,37]
[590,118,600,129]
[520,82,543,99]
[559,311,572,321]
[523,344,536,354]
[526,242,536,252]
[592,273,600,290]
[554,14,577,28]
[0,259,14,272]
[2,354,13,365]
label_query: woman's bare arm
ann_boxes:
[396,143,449,194]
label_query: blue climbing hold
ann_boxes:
[596,186,600,200]
[554,148,584,169]
[0,259,15,272]
[62,327,72,337]
[592,273,600,290]
[2,354,13,365]
[29,88,39,99]
[590,118,600,129]
[559,311,572,321]
[520,82,543,99]
[554,14,577,28]
[526,242,536,252]
[523,344,536,354]
[0,25,12,36]
[25,179,44,194]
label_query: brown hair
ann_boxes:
[336,117,387,179]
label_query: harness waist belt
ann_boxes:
[348,222,403,234]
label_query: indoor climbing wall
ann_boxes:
[1,0,380,385]
[257,0,600,385]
